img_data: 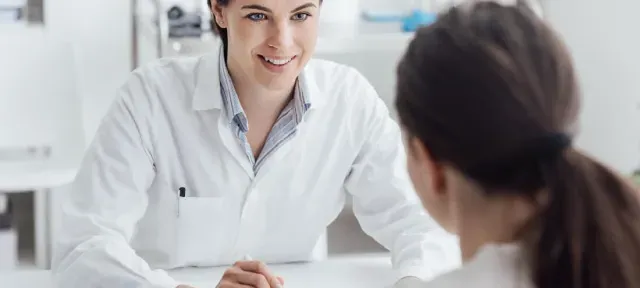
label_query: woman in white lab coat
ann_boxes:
[394,2,640,288]
[51,0,459,287]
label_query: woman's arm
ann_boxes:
[343,73,461,283]
[51,71,179,288]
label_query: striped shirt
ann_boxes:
[218,50,311,173]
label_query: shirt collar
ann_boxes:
[218,49,247,126]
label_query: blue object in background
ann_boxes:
[402,10,437,32]
[361,9,437,32]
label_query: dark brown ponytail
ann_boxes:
[395,2,640,287]
[530,148,640,287]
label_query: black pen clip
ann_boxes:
[179,187,186,197]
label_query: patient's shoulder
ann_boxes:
[425,244,533,288]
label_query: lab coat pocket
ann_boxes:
[176,196,228,266]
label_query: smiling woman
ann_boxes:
[52,0,459,287]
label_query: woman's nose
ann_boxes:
[267,23,295,50]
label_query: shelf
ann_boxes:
[315,21,414,54]
[0,160,77,192]
[316,32,414,54]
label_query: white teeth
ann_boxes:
[263,56,293,66]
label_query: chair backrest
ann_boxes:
[0,27,82,160]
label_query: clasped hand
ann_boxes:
[178,259,284,288]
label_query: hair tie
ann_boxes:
[538,132,572,158]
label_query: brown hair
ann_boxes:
[395,2,640,288]
[206,0,230,53]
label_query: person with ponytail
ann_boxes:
[395,1,640,287]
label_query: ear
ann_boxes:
[409,137,447,195]
[210,0,228,29]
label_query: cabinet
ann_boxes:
[0,162,76,269]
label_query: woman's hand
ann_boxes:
[216,260,285,288]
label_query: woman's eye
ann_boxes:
[292,13,310,21]
[247,13,267,21]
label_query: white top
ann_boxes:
[52,43,460,287]
[412,243,534,288]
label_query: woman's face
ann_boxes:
[212,0,320,91]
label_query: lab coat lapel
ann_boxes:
[298,65,326,113]
[253,129,300,183]
[253,69,324,182]
[217,114,255,179]
[192,43,255,179]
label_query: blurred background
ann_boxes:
[0,0,639,273]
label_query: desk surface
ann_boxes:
[0,161,76,191]
[1,254,396,288]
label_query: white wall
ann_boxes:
[320,1,640,174]
[46,0,133,143]
[44,0,135,259]
[545,0,640,173]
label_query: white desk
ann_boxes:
[0,255,396,288]
[0,161,77,269]
[0,162,76,191]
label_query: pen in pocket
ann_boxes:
[177,187,186,217]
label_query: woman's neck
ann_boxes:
[226,59,295,117]
[457,193,538,262]
[236,82,294,116]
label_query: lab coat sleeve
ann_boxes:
[51,71,179,288]
[343,74,461,282]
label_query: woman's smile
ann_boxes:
[258,54,298,73]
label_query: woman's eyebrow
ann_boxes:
[240,3,317,13]
[241,4,272,12]
[291,3,316,13]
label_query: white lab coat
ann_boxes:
[401,243,533,288]
[52,43,459,287]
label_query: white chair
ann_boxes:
[0,27,84,269]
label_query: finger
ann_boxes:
[277,276,285,285]
[234,261,281,287]
[233,270,270,288]
[220,268,253,288]
[233,260,266,273]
